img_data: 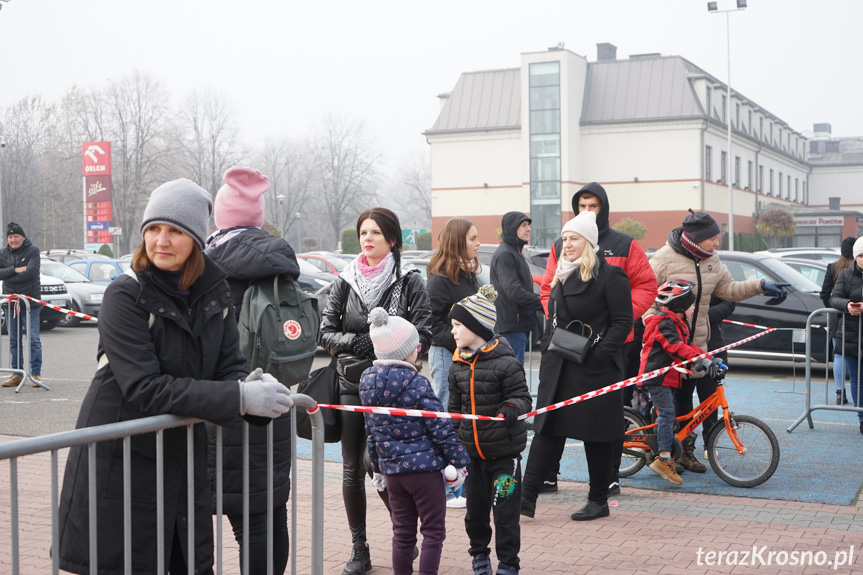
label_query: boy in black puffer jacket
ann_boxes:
[447,286,533,575]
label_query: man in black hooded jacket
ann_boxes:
[490,211,544,364]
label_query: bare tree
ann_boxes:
[308,117,382,249]
[178,88,243,197]
[101,71,177,254]
[395,150,431,229]
[253,137,313,247]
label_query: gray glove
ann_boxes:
[239,368,293,418]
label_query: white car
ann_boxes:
[755,247,840,262]
[0,274,70,333]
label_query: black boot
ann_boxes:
[678,433,707,473]
[342,527,371,575]
[520,484,538,518]
[837,390,849,405]
[570,501,610,521]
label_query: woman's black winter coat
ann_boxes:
[204,227,300,515]
[535,256,633,442]
[319,261,433,394]
[57,259,248,575]
[427,269,479,352]
[830,261,863,357]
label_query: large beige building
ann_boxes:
[425,44,859,250]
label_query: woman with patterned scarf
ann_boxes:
[318,207,432,575]
[645,209,788,472]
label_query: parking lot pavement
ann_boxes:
[1,449,861,574]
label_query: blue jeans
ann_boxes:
[832,339,847,391]
[500,331,528,364]
[428,345,453,407]
[840,355,863,422]
[7,302,42,377]
[647,385,676,454]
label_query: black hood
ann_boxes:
[500,211,531,250]
[571,182,610,234]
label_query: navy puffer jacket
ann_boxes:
[360,361,470,475]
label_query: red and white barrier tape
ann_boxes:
[1,293,98,321]
[315,326,776,421]
[722,318,772,331]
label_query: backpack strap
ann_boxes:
[98,269,156,369]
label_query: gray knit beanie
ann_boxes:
[141,179,212,248]
[367,307,419,361]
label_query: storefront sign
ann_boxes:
[794,216,844,226]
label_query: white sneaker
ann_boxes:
[446,496,467,509]
[704,449,709,460]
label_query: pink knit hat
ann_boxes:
[214,166,270,229]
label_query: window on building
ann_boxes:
[795,178,799,201]
[778,128,783,150]
[747,160,753,190]
[779,172,783,197]
[769,122,774,145]
[720,150,727,183]
[705,145,712,181]
[721,95,727,122]
[787,175,791,199]
[747,110,752,134]
[759,117,763,140]
[769,169,774,195]
[810,141,820,154]
[826,141,840,153]
[706,87,712,117]
[528,61,561,248]
[734,156,740,187]
[758,165,764,192]
[735,103,740,128]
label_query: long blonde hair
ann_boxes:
[550,243,598,287]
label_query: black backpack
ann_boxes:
[238,276,320,386]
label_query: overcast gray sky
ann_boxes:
[2,0,861,174]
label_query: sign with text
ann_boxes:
[82,141,112,175]
[85,176,112,202]
[794,216,844,226]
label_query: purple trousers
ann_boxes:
[386,471,447,575]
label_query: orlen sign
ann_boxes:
[82,141,112,175]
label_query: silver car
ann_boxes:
[40,258,106,327]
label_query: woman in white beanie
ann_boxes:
[57,179,292,575]
[521,210,634,521]
[829,236,863,435]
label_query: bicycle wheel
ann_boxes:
[619,407,648,478]
[707,414,780,487]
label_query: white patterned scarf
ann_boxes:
[355,252,396,308]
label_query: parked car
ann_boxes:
[41,249,111,263]
[296,258,336,293]
[0,273,70,333]
[66,259,131,285]
[714,251,829,362]
[40,258,106,327]
[780,258,829,288]
[297,253,348,275]
[755,247,840,262]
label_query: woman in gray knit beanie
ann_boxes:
[57,178,293,575]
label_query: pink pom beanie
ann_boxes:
[214,166,270,229]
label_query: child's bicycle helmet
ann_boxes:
[655,279,696,313]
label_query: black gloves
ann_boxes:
[351,333,376,359]
[706,357,728,379]
[497,404,519,427]
[761,280,790,304]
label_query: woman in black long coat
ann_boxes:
[57,179,292,575]
[520,210,632,521]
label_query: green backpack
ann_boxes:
[237,276,320,386]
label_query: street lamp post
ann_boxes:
[296,212,301,252]
[0,139,6,233]
[276,194,286,238]
[708,0,746,251]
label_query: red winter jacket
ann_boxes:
[638,309,705,389]
[540,183,656,344]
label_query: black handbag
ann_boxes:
[547,301,601,364]
[336,355,374,384]
[295,363,342,442]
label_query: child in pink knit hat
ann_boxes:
[214,166,270,229]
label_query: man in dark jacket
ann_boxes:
[0,222,43,388]
[490,212,544,364]
[538,183,657,494]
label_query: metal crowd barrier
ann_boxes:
[0,297,45,391]
[0,394,325,575]
[787,308,863,432]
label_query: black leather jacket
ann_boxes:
[319,259,432,394]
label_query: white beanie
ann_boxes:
[853,237,863,259]
[367,307,420,361]
[561,210,599,248]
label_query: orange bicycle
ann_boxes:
[620,373,780,487]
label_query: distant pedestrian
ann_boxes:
[0,222,43,388]
[490,212,543,364]
[821,236,856,405]
[829,236,863,435]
